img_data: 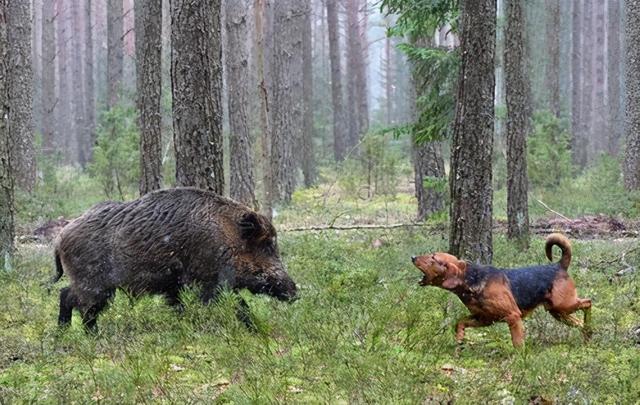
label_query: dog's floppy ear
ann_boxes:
[441,277,462,290]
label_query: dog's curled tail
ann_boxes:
[545,233,571,269]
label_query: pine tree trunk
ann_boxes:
[71,0,85,165]
[56,0,72,159]
[624,0,640,190]
[345,0,359,148]
[171,0,224,194]
[302,0,315,187]
[607,0,621,156]
[84,0,95,162]
[571,0,581,158]
[136,0,163,196]
[107,0,123,108]
[270,0,304,203]
[356,0,368,137]
[449,0,496,264]
[326,0,346,161]
[41,0,55,155]
[505,0,529,248]
[0,0,15,270]
[545,0,560,117]
[578,0,593,168]
[592,0,606,158]
[225,0,256,207]
[7,0,35,191]
[31,0,42,137]
[254,0,273,218]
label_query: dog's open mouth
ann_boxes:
[419,275,430,286]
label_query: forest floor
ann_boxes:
[2,186,639,403]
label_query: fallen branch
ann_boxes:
[535,199,570,220]
[279,223,434,232]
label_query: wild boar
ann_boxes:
[52,187,297,331]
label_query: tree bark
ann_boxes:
[301,0,315,187]
[225,0,256,207]
[270,0,304,203]
[55,0,72,159]
[7,0,35,190]
[345,0,368,148]
[107,0,123,108]
[592,0,606,158]
[254,0,273,217]
[0,0,16,270]
[449,0,496,264]
[71,0,85,165]
[505,0,529,248]
[545,0,560,118]
[607,0,621,156]
[624,0,640,190]
[571,0,581,159]
[326,0,346,161]
[84,0,95,162]
[577,0,593,168]
[41,0,55,154]
[136,0,163,196]
[171,0,224,194]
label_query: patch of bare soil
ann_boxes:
[498,215,639,239]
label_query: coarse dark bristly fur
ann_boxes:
[411,233,592,348]
[53,187,297,332]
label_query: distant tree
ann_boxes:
[607,0,621,155]
[225,0,256,207]
[577,0,593,168]
[302,0,316,187]
[326,0,347,161]
[271,0,304,202]
[41,0,55,155]
[71,0,85,164]
[171,0,224,193]
[345,0,368,147]
[136,0,163,196]
[449,0,496,263]
[107,0,123,108]
[545,0,559,118]
[0,0,15,270]
[624,0,640,190]
[56,0,72,159]
[84,0,96,162]
[254,0,273,217]
[7,0,35,190]
[505,0,529,248]
[593,0,606,156]
[571,0,581,158]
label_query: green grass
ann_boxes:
[1,230,638,403]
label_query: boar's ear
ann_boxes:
[238,212,267,241]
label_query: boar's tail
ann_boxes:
[51,251,64,284]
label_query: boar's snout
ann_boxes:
[264,269,297,302]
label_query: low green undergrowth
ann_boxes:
[1,230,638,403]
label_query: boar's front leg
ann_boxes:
[236,296,257,331]
[79,290,115,333]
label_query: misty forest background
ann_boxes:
[0,0,639,403]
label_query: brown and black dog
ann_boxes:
[411,233,592,347]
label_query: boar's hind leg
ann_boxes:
[58,287,78,327]
[80,290,115,333]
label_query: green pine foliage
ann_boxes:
[527,111,573,188]
[89,104,140,200]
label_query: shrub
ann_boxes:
[527,110,573,189]
[89,104,140,199]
